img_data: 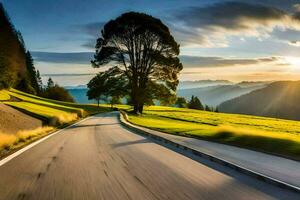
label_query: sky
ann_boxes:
[2,0,300,86]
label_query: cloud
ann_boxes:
[32,51,286,69]
[32,52,93,64]
[81,22,105,37]
[41,73,94,77]
[70,22,105,49]
[288,40,300,46]
[294,4,300,12]
[180,55,286,68]
[170,2,300,47]
[272,28,300,46]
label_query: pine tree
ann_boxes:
[205,105,212,111]
[215,107,219,112]
[36,70,43,92]
[188,95,204,110]
[47,77,54,89]
[25,51,39,94]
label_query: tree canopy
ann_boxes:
[41,78,74,103]
[175,97,187,108]
[91,12,182,113]
[87,67,127,107]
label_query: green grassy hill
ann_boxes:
[127,106,300,160]
[0,88,112,125]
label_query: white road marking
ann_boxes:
[0,116,92,167]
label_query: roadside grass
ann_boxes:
[0,90,10,101]
[4,101,79,125]
[0,127,54,153]
[6,89,131,116]
[127,106,300,160]
[0,89,121,125]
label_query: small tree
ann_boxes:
[87,67,127,109]
[188,95,204,110]
[87,73,107,107]
[110,96,122,109]
[42,84,74,102]
[175,97,187,108]
[36,70,43,93]
[215,107,219,113]
[205,105,212,112]
[47,77,54,89]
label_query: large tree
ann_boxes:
[91,12,182,113]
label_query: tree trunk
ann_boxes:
[131,87,139,114]
[133,103,139,114]
[138,104,144,114]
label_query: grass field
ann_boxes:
[0,89,116,125]
[0,90,10,101]
[127,106,300,160]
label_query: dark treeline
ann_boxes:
[0,3,73,102]
[42,77,74,102]
[175,95,218,112]
[0,3,41,94]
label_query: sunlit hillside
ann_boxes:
[219,81,300,120]
[0,89,112,125]
[127,106,300,160]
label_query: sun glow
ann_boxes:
[285,56,300,69]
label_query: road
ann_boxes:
[0,112,298,200]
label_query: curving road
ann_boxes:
[0,112,298,200]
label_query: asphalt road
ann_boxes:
[0,112,298,200]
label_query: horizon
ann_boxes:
[2,0,300,86]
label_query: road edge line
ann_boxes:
[0,116,92,167]
[119,111,300,193]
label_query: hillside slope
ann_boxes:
[0,103,42,134]
[0,89,111,126]
[178,80,233,89]
[177,84,266,107]
[219,81,300,120]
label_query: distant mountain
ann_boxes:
[236,81,272,88]
[178,80,233,89]
[67,88,95,104]
[177,83,267,107]
[64,85,87,90]
[67,88,129,104]
[219,81,300,120]
[67,81,269,106]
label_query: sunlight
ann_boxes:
[285,56,300,69]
